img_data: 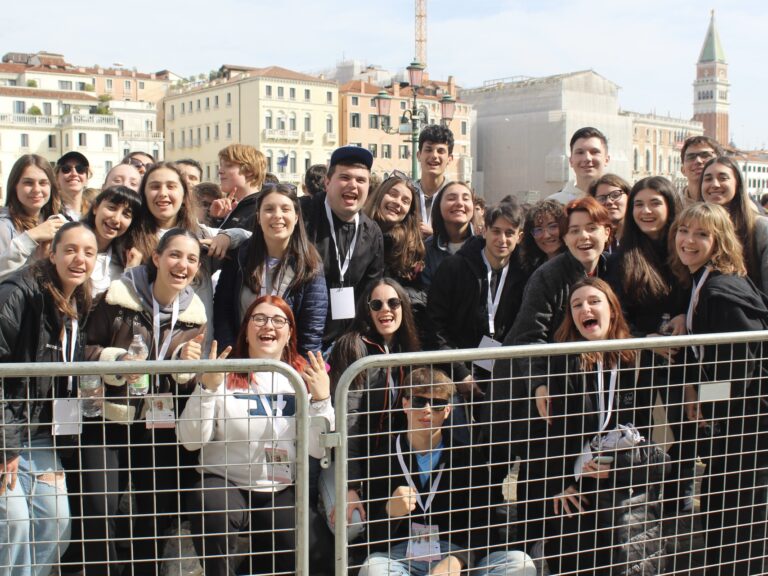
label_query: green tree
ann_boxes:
[27,105,42,115]
[26,80,37,88]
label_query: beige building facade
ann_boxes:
[163,65,338,185]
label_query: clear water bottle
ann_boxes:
[659,313,674,336]
[79,374,103,418]
[127,334,150,396]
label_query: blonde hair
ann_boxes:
[218,144,266,189]
[669,203,747,286]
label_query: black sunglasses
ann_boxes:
[408,396,449,410]
[368,297,402,312]
[125,158,154,171]
[60,164,88,175]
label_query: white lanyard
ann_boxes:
[417,180,449,226]
[61,317,78,392]
[594,361,617,432]
[324,199,359,284]
[395,435,445,515]
[480,250,509,337]
[686,266,711,359]
[152,296,180,391]
[384,343,396,406]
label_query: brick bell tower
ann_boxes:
[693,10,729,144]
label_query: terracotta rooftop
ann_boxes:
[0,86,97,101]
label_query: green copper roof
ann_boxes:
[698,10,726,63]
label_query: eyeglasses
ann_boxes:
[531,223,560,238]
[124,158,154,171]
[60,164,88,175]
[684,151,716,163]
[408,396,449,410]
[368,297,402,312]
[250,313,289,329]
[594,189,625,205]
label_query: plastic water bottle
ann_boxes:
[79,375,103,418]
[659,313,674,336]
[127,334,150,396]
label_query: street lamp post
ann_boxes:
[374,61,456,179]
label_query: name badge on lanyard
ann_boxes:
[324,199,359,320]
[396,436,445,562]
[54,318,81,436]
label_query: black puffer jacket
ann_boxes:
[0,267,88,462]
[427,236,527,380]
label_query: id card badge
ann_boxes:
[699,381,731,403]
[53,398,81,436]
[406,522,442,562]
[145,393,176,429]
[265,447,292,484]
[473,335,502,372]
[330,287,355,320]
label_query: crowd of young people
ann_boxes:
[0,125,765,576]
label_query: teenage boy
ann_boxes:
[358,368,535,576]
[301,146,383,348]
[549,127,610,205]
[210,144,267,231]
[679,135,723,204]
[415,125,454,237]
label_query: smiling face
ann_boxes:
[532,213,562,258]
[151,235,200,294]
[594,183,627,226]
[145,167,183,228]
[632,188,669,240]
[325,165,370,221]
[483,216,522,266]
[675,218,715,273]
[57,161,88,201]
[569,137,609,186]
[368,283,402,343]
[701,162,737,207]
[258,191,298,246]
[440,184,473,227]
[564,211,610,271]
[417,141,453,180]
[93,198,133,248]
[104,164,141,192]
[247,302,291,360]
[379,182,413,224]
[570,285,612,341]
[218,159,248,196]
[50,226,98,297]
[17,165,52,216]
[681,143,717,194]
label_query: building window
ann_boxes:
[277,86,284,99]
[277,151,287,174]
[633,149,638,171]
[277,114,286,130]
[59,80,73,90]
[181,102,185,114]
[226,122,232,138]
[289,87,296,100]
[645,150,651,171]
[399,145,409,159]
[170,104,175,119]
[289,152,297,174]
[181,131,186,147]
[20,133,29,148]
[105,160,113,172]
[139,81,145,89]
[13,101,25,114]
[326,115,333,134]
[206,126,210,141]
[124,80,131,91]
[170,132,175,148]
[43,102,52,115]
[197,127,201,145]
[368,144,378,158]
[351,96,359,106]
[266,151,273,173]
[289,113,297,131]
[196,99,201,111]
[400,101,407,110]
[48,134,56,149]
[226,92,232,106]
[381,116,391,131]
[106,79,113,91]
[461,121,467,136]
[205,97,210,109]
[382,144,392,159]
[76,82,87,91]
[78,133,87,146]
[266,85,272,97]
[304,89,310,101]
[305,153,312,171]
[265,111,273,130]
[370,98,376,107]
[368,115,379,129]
[304,114,311,132]
[326,91,333,104]
[105,134,113,147]
[214,124,219,139]
[214,95,220,108]
[350,113,360,128]
[189,129,193,145]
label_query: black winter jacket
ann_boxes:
[427,236,528,380]
[0,267,88,462]
[300,192,384,347]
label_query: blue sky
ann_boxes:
[10,1,766,148]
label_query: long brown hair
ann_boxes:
[130,162,200,262]
[555,277,635,370]
[227,295,306,390]
[364,176,425,280]
[5,154,61,232]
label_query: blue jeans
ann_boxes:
[318,463,365,542]
[0,437,70,576]
[360,541,535,576]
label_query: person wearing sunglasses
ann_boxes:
[121,150,156,176]
[55,151,92,221]
[359,367,536,576]
[0,154,64,281]
[520,199,565,275]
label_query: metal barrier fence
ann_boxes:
[0,358,315,576]
[332,331,768,576]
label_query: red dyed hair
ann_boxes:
[559,196,613,238]
[227,295,307,390]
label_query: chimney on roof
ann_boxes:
[448,75,455,97]
[393,83,399,97]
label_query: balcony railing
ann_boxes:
[61,114,119,127]
[0,114,56,126]
[120,130,164,140]
[263,129,301,141]
[324,132,338,144]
